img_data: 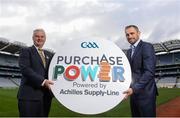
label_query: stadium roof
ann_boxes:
[0,37,55,55]
[0,37,27,54]
[123,39,180,55]
[153,39,180,54]
[0,37,180,55]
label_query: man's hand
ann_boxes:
[44,79,54,90]
[123,88,133,100]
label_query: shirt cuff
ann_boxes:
[41,79,47,86]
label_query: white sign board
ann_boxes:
[49,39,131,115]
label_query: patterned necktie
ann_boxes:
[130,45,135,58]
[38,48,46,68]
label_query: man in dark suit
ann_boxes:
[17,29,54,117]
[123,25,158,117]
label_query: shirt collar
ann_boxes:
[134,39,141,47]
[130,39,141,48]
[34,45,43,51]
[34,45,45,57]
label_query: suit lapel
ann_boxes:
[31,46,45,69]
[131,40,143,61]
[127,49,132,63]
[44,51,50,68]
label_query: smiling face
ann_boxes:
[33,29,46,48]
[125,27,140,45]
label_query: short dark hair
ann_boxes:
[125,25,139,32]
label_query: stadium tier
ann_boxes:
[0,37,55,88]
[154,40,180,88]
[0,37,180,88]
[0,77,18,88]
[156,77,177,88]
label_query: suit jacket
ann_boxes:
[17,45,53,100]
[127,40,158,99]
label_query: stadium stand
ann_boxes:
[0,37,180,88]
[0,77,18,88]
[0,37,26,88]
[0,37,55,88]
[156,77,177,88]
[123,39,180,88]
[176,77,180,88]
[154,40,180,88]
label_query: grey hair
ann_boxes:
[33,28,46,36]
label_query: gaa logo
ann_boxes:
[81,42,99,48]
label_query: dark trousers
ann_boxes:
[18,95,52,117]
[130,95,156,117]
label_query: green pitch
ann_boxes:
[0,88,179,117]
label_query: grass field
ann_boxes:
[0,88,179,117]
